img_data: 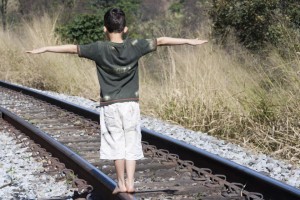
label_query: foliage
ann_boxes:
[210,0,300,53]
[89,0,140,15]
[0,0,8,31]
[211,0,283,50]
[289,7,300,28]
[169,0,184,13]
[56,14,104,44]
[279,0,300,29]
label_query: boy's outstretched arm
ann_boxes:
[26,45,78,54]
[156,37,208,46]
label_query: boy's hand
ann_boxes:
[188,39,208,46]
[26,47,47,54]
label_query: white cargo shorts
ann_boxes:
[99,102,144,160]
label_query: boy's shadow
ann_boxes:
[85,189,178,200]
[134,189,177,194]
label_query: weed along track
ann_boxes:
[1,81,300,200]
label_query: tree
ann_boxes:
[0,0,8,31]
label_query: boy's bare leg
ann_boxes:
[113,159,127,194]
[125,160,136,192]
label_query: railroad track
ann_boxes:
[0,80,299,200]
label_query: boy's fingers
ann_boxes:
[25,48,45,54]
[26,49,43,54]
[197,40,208,45]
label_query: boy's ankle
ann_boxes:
[126,179,135,186]
[118,179,125,185]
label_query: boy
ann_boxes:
[27,8,208,194]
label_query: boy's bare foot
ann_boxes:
[112,185,127,194]
[125,179,135,193]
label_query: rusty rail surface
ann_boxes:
[1,80,300,200]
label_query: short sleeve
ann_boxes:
[78,42,100,61]
[136,39,157,56]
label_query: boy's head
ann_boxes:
[104,8,126,33]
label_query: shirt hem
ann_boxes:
[100,98,139,107]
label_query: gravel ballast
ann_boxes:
[0,129,74,199]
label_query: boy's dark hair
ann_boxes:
[104,8,126,33]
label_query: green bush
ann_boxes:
[211,0,282,50]
[56,14,104,44]
[279,0,300,29]
[169,0,184,13]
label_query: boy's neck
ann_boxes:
[107,32,124,43]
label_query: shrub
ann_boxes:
[279,0,300,29]
[210,0,282,50]
[56,14,104,44]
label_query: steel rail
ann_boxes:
[142,129,300,200]
[1,80,300,200]
[0,106,135,200]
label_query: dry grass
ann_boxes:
[0,14,99,99]
[0,14,299,165]
[139,34,300,165]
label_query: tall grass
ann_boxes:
[0,14,299,164]
[139,33,300,164]
[0,14,99,99]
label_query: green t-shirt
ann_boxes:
[78,38,157,107]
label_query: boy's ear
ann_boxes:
[123,26,128,34]
[103,26,107,33]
